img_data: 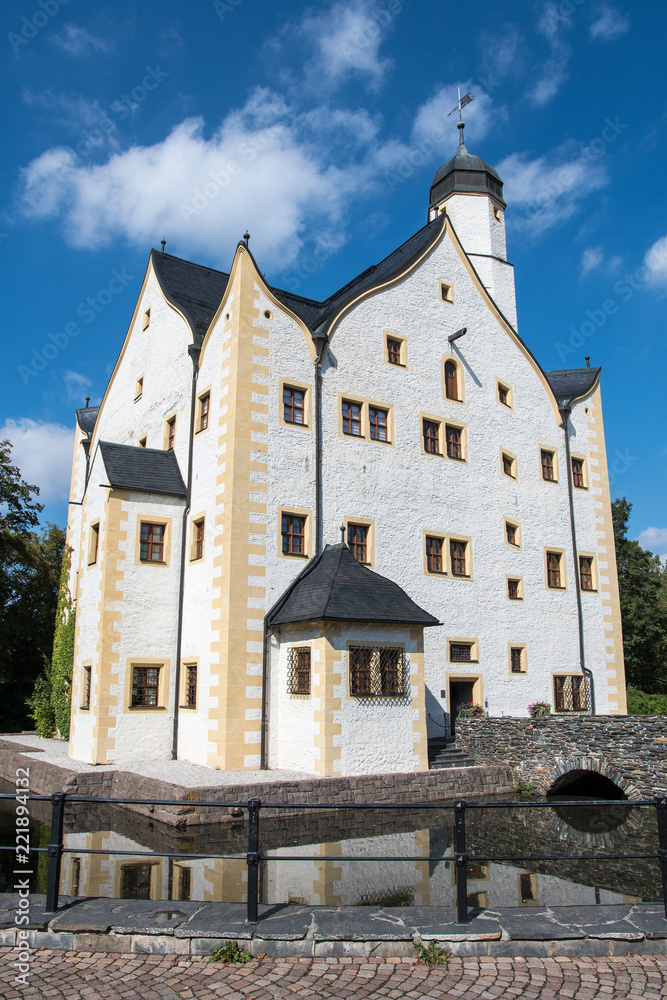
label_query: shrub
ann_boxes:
[626,686,667,715]
[528,701,550,718]
[456,702,485,718]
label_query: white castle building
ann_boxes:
[65,123,626,773]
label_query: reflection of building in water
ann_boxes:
[57,827,633,909]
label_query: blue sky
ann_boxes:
[1,0,666,558]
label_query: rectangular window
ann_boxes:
[139,435,147,448]
[282,514,305,555]
[519,873,539,905]
[185,665,197,708]
[283,386,305,425]
[579,556,594,591]
[497,381,512,407]
[199,392,210,432]
[70,858,81,897]
[426,536,443,573]
[423,419,440,454]
[449,642,474,662]
[507,578,522,601]
[502,452,516,479]
[347,523,368,563]
[142,308,151,331]
[167,416,176,451]
[140,523,165,562]
[369,406,388,441]
[547,551,562,589]
[342,400,362,436]
[81,666,91,710]
[510,647,525,674]
[541,449,556,482]
[88,523,99,565]
[192,518,205,561]
[554,674,589,713]
[174,865,192,902]
[505,521,519,547]
[121,863,153,900]
[572,458,586,489]
[450,539,467,577]
[440,280,454,303]
[132,666,160,707]
[387,338,402,365]
[445,424,463,460]
[288,647,311,695]
[135,376,143,401]
[349,646,406,698]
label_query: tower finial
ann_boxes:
[160,239,166,252]
[448,87,475,150]
[340,524,346,545]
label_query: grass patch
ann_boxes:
[514,778,536,800]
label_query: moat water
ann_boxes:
[0,779,659,909]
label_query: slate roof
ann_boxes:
[151,250,230,343]
[267,543,440,628]
[149,216,445,342]
[99,441,186,497]
[76,406,99,436]
[544,367,601,407]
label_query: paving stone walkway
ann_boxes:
[2,950,667,999]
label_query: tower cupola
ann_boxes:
[429,121,505,214]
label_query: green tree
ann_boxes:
[0,440,65,731]
[612,497,667,694]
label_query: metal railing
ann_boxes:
[1,792,666,925]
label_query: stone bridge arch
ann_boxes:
[535,757,641,800]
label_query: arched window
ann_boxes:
[444,361,459,401]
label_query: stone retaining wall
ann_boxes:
[0,739,513,826]
[455,716,667,797]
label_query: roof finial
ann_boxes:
[243,231,250,246]
[340,524,346,545]
[85,396,90,408]
[585,355,591,368]
[160,239,166,252]
[447,86,475,150]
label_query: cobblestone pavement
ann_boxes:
[2,950,667,999]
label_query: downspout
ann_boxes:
[171,343,201,759]
[260,334,327,769]
[559,404,596,715]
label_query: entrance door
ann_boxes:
[449,679,475,736]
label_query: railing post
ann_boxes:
[655,797,667,919]
[45,792,66,913]
[454,799,469,924]
[246,798,260,924]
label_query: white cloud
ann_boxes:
[479,25,524,84]
[526,2,571,107]
[497,144,608,238]
[411,82,504,150]
[52,23,110,56]
[580,246,623,276]
[590,5,630,41]
[299,0,395,91]
[636,528,667,560]
[16,88,412,271]
[22,90,117,140]
[63,371,93,404]
[0,420,73,505]
[644,234,667,287]
[581,246,604,276]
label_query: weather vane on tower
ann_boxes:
[448,86,475,147]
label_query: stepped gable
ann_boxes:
[99,441,186,498]
[267,543,440,628]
